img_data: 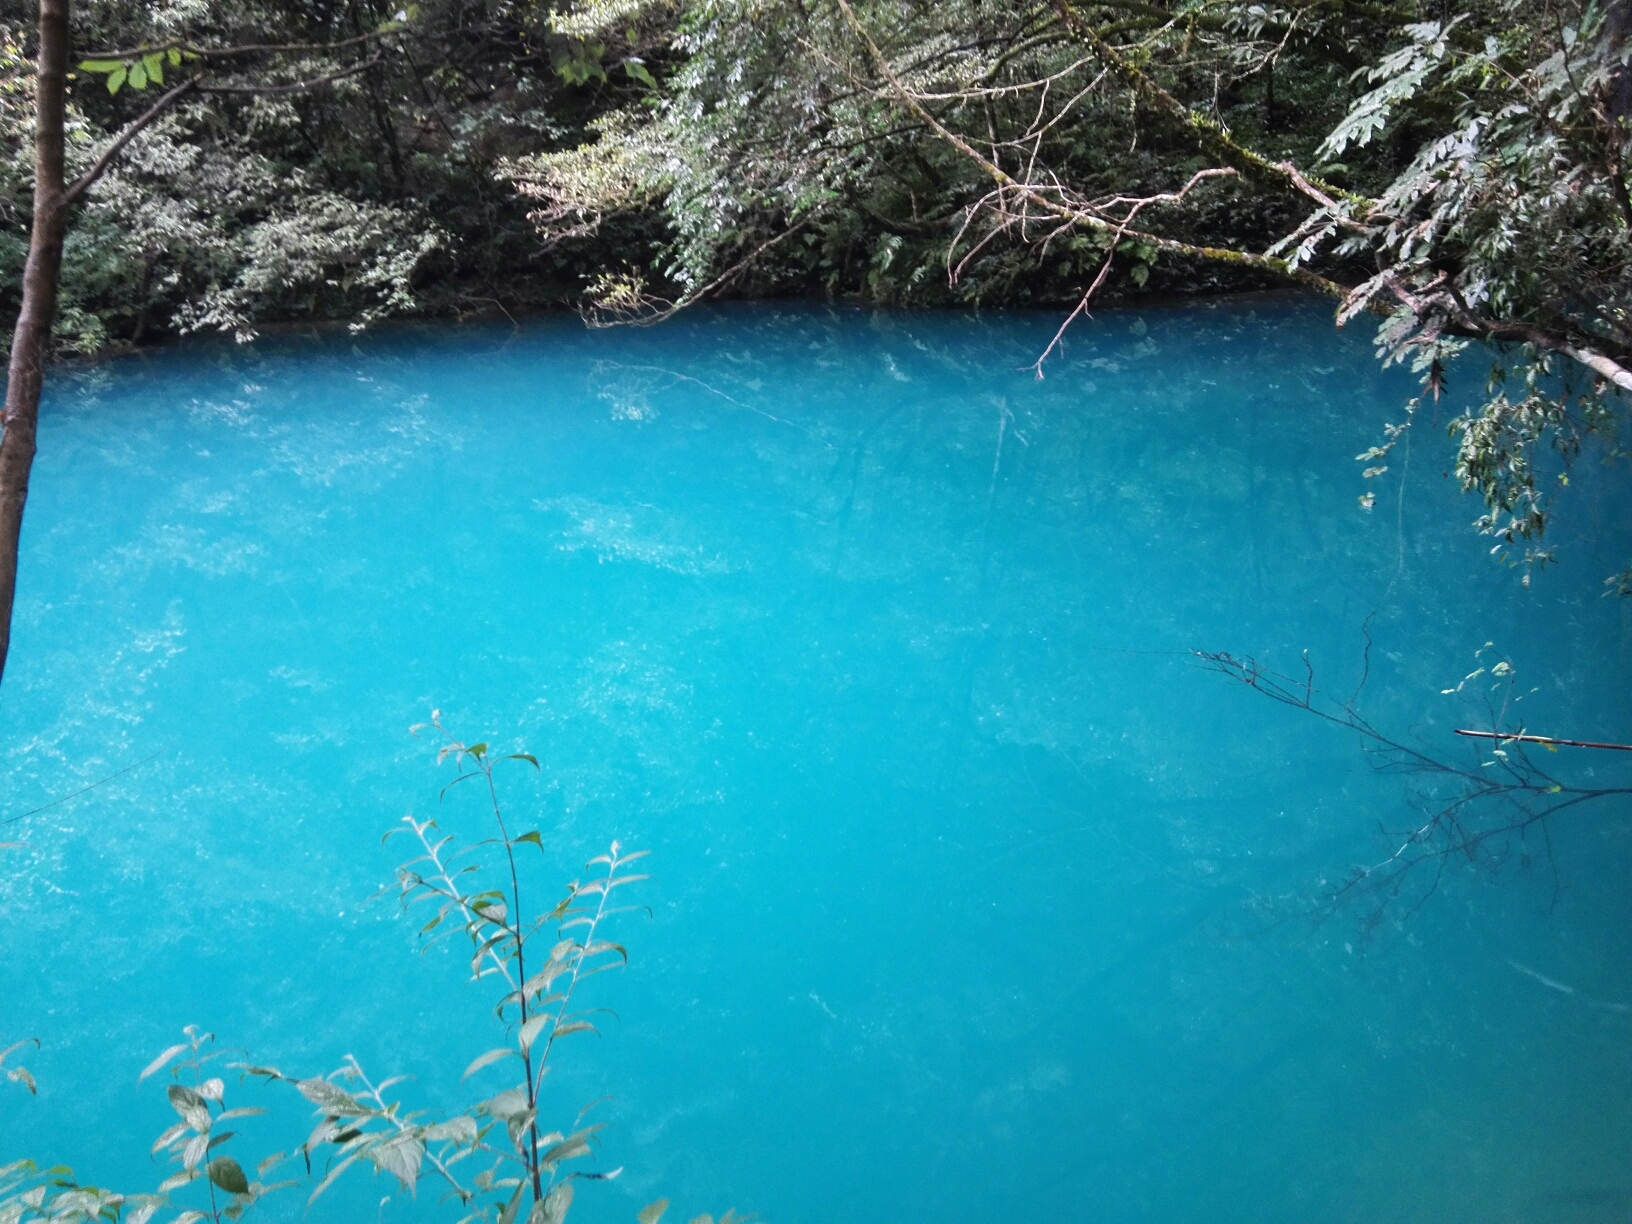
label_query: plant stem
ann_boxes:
[480,759,544,1202]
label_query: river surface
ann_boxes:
[2,299,1630,1223]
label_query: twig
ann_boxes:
[0,748,164,826]
[199,54,382,95]
[65,77,200,204]
[1455,729,1632,752]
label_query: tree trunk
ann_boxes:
[1607,0,1632,125]
[0,0,70,687]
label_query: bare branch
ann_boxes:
[832,0,1351,302]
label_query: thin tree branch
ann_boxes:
[832,0,1350,299]
[198,54,382,95]
[1455,729,1632,752]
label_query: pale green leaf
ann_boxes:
[534,1182,573,1224]
[518,1015,549,1052]
[307,1152,361,1205]
[539,1124,602,1169]
[140,1043,190,1082]
[168,1083,211,1132]
[483,1086,530,1120]
[369,1136,422,1189]
[462,1047,517,1079]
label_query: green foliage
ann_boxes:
[78,48,186,96]
[0,0,668,355]
[506,0,1630,582]
[0,1028,289,1224]
[137,1028,291,1223]
[0,720,744,1224]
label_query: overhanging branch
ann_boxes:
[64,76,199,204]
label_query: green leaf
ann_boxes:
[206,1157,249,1196]
[140,1042,190,1082]
[106,66,127,94]
[182,1132,211,1170]
[518,1014,549,1052]
[0,1036,38,1065]
[78,59,124,72]
[515,831,543,849]
[538,1124,602,1169]
[307,1152,361,1205]
[624,59,656,87]
[498,1182,527,1224]
[129,59,147,89]
[506,753,539,768]
[167,1083,211,1132]
[142,52,164,85]
[370,1135,423,1189]
[167,47,182,66]
[532,1182,573,1224]
[638,1200,669,1224]
[483,1086,530,1121]
[461,1047,517,1079]
[295,1077,366,1115]
[421,1117,478,1143]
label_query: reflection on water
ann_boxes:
[2,298,1630,1224]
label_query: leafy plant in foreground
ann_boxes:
[2,718,738,1224]
[241,713,673,1223]
[137,1026,291,1221]
[0,1027,289,1224]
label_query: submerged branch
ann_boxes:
[1196,647,1632,933]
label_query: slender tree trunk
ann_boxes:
[1607,0,1632,125]
[0,0,70,686]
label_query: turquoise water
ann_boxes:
[2,299,1630,1223]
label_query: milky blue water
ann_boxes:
[2,299,1630,1223]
